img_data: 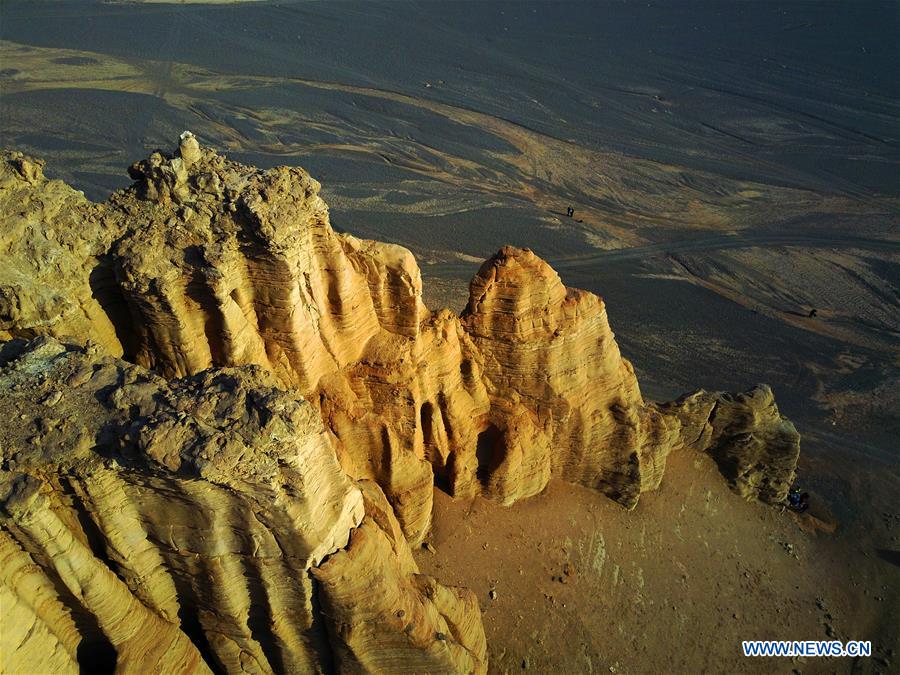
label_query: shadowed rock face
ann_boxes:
[0,139,799,673]
[656,386,801,504]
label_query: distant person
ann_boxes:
[786,487,809,513]
[808,308,817,318]
[566,206,574,217]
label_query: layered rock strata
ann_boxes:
[0,337,487,674]
[0,141,800,542]
[460,248,801,507]
[0,138,803,673]
[461,247,676,506]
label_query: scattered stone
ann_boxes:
[178,131,201,167]
[40,390,62,407]
[66,366,94,388]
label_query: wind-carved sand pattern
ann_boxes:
[2,38,893,251]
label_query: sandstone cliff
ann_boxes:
[460,247,800,508]
[0,138,801,673]
[0,337,486,674]
[0,140,800,530]
[461,246,675,506]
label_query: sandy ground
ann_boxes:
[416,448,899,674]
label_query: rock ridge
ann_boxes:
[0,337,487,674]
[0,141,800,535]
[0,138,801,673]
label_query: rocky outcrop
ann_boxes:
[0,152,123,357]
[0,137,802,671]
[0,141,801,539]
[0,337,487,674]
[657,386,801,503]
[455,248,801,508]
[461,247,680,507]
[103,139,484,543]
[312,481,488,673]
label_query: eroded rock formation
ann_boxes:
[0,337,486,674]
[461,246,677,506]
[0,142,799,526]
[0,138,800,673]
[657,386,801,503]
[0,152,123,356]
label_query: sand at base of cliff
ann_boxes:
[415,448,899,674]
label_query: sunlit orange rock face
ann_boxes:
[0,138,799,673]
[462,246,677,505]
[0,338,487,674]
[0,140,800,541]
[105,138,489,542]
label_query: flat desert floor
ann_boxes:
[1,1,897,672]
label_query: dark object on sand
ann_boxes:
[808,308,817,318]
[566,206,574,217]
[786,487,809,513]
